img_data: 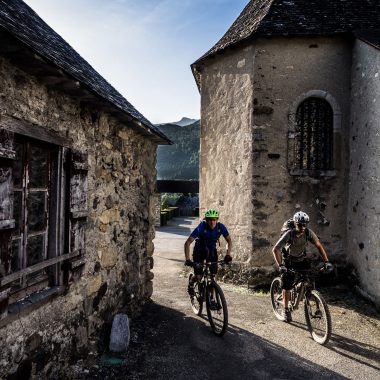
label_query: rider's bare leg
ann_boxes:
[190,274,202,283]
[283,289,290,309]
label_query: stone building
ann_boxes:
[192,0,380,304]
[0,0,169,377]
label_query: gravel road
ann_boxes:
[78,217,380,380]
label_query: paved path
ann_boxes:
[146,217,380,380]
[89,217,379,379]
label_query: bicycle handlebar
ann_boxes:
[188,260,228,268]
[287,268,317,275]
[286,267,327,276]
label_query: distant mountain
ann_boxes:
[157,117,198,127]
[156,119,200,180]
[173,117,198,127]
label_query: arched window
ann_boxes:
[295,97,333,171]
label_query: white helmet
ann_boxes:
[293,211,310,225]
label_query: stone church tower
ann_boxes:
[192,0,380,304]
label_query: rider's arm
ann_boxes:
[220,224,232,257]
[308,229,329,263]
[272,231,289,267]
[225,235,232,257]
[315,240,329,263]
[185,223,203,260]
[184,236,195,261]
[272,245,282,267]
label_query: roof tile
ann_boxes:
[194,0,380,66]
[0,0,169,143]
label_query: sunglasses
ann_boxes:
[296,223,307,228]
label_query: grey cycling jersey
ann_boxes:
[275,229,318,259]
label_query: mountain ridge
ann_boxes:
[157,116,199,127]
[156,118,200,180]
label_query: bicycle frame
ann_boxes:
[189,260,229,336]
[193,261,221,283]
[192,260,224,298]
[288,269,317,311]
[270,265,332,344]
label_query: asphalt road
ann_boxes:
[82,217,380,380]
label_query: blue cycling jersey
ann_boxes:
[190,221,229,252]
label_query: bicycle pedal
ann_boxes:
[209,301,221,311]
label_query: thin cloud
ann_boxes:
[24,0,248,123]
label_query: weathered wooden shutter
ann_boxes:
[0,129,15,276]
[0,129,15,318]
[67,150,88,281]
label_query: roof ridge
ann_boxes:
[192,0,380,72]
[194,0,274,65]
[0,0,170,143]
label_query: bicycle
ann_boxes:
[187,260,228,336]
[270,265,332,345]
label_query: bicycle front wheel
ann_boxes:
[189,274,203,316]
[304,290,332,345]
[270,277,285,321]
[206,282,228,336]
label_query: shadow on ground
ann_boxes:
[289,319,380,372]
[328,333,380,372]
[156,217,197,238]
[86,301,348,380]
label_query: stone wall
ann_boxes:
[347,39,380,304]
[0,54,156,377]
[199,36,351,272]
[200,45,255,262]
[250,37,351,266]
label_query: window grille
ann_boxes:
[10,139,55,295]
[295,97,333,171]
[0,122,88,318]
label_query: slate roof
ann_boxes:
[356,31,380,51]
[0,0,170,143]
[193,0,380,69]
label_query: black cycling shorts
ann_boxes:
[192,248,218,275]
[281,259,310,290]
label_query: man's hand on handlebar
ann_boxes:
[279,264,287,274]
[184,259,193,267]
[323,261,334,273]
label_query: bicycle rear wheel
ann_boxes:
[270,277,285,321]
[206,282,228,336]
[189,274,203,315]
[304,290,332,345]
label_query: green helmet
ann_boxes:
[205,209,219,219]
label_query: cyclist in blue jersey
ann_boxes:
[184,209,232,296]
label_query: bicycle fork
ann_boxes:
[291,283,305,311]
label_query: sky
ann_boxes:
[24,0,248,124]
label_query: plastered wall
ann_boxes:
[199,36,351,268]
[200,45,255,262]
[347,39,380,304]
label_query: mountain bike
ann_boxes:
[188,260,228,336]
[270,266,332,345]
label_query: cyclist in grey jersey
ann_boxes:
[277,228,319,261]
[272,211,332,322]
